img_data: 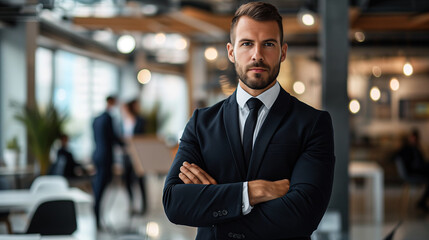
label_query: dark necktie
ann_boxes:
[243,98,263,171]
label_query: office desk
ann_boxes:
[349,161,384,224]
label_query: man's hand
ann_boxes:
[179,161,217,185]
[248,179,290,206]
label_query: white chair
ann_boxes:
[30,175,69,193]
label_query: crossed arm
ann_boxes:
[179,161,289,206]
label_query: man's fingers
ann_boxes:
[179,172,192,184]
[183,162,211,184]
[179,162,217,185]
[190,163,217,184]
[180,165,202,184]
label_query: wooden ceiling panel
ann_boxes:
[72,7,429,37]
[352,14,429,31]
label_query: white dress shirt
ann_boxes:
[236,82,281,215]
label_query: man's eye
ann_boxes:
[242,42,252,46]
[264,42,275,47]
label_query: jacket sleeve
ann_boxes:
[215,111,336,239]
[163,110,244,227]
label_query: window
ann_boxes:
[36,48,119,163]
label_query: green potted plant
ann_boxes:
[13,102,67,175]
[3,136,20,168]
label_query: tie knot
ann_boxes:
[246,98,263,111]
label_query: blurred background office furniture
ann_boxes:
[127,136,175,176]
[0,176,95,240]
[394,156,428,217]
[0,210,11,234]
[30,176,69,193]
[0,165,35,189]
[25,199,77,236]
[349,161,384,224]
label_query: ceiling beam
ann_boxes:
[72,8,429,37]
[352,14,429,31]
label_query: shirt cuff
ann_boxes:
[242,182,253,215]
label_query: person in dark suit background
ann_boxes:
[92,95,124,228]
[397,128,429,212]
[49,134,86,178]
[121,99,148,214]
[163,2,335,240]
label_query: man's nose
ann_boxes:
[251,45,264,62]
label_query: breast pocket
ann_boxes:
[259,144,300,180]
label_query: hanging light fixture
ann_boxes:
[370,86,381,101]
[117,35,136,54]
[349,99,360,114]
[205,47,218,61]
[297,8,316,26]
[403,61,413,76]
[390,77,400,91]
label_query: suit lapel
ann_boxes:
[223,91,247,180]
[247,89,292,180]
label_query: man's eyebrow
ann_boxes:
[237,38,279,43]
[238,38,254,42]
[264,39,278,43]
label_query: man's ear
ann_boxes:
[280,43,288,62]
[227,43,235,63]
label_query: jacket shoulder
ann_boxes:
[289,95,330,118]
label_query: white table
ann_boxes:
[349,161,384,224]
[0,234,76,239]
[0,188,92,211]
[0,188,95,240]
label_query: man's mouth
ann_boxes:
[248,68,267,73]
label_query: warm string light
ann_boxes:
[293,81,306,94]
[354,32,365,42]
[403,61,413,76]
[137,69,151,84]
[370,86,381,101]
[390,78,400,91]
[205,47,218,61]
[116,35,136,54]
[349,99,360,114]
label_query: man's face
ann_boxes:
[227,16,287,95]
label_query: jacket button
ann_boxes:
[218,210,223,216]
[222,210,228,215]
[213,212,218,217]
[228,232,233,237]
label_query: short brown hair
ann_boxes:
[230,2,283,44]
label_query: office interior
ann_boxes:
[0,0,429,239]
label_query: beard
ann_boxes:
[235,60,281,90]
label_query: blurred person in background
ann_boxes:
[92,95,124,228]
[121,99,148,214]
[49,134,87,178]
[397,128,429,212]
[163,2,335,239]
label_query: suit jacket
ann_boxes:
[92,111,123,167]
[163,87,335,240]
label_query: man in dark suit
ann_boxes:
[163,2,335,240]
[92,95,124,228]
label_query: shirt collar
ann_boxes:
[236,81,280,110]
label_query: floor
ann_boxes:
[2,174,429,240]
